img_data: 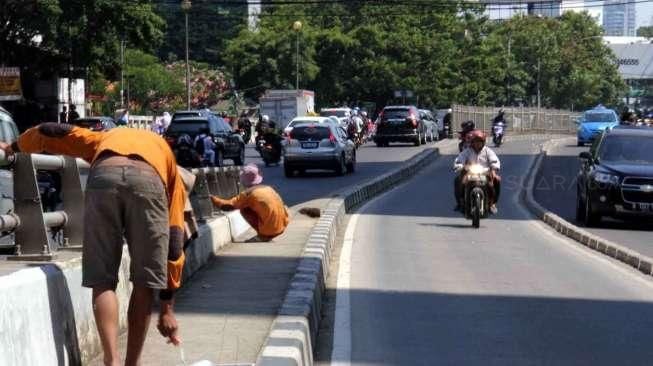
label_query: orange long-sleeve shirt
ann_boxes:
[14,124,186,289]
[211,185,289,237]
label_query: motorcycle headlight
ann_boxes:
[468,164,488,175]
[593,172,619,185]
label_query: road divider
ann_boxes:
[520,139,653,277]
[256,146,442,366]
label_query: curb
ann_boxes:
[255,147,441,366]
[520,139,653,277]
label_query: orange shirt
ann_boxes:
[16,125,186,289]
[211,185,289,237]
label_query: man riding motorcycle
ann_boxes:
[453,129,501,214]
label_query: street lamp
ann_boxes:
[293,21,302,90]
[181,0,192,110]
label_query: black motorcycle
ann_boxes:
[256,136,281,166]
[461,164,491,228]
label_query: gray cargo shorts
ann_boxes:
[82,156,169,289]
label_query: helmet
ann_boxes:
[262,115,270,122]
[361,111,368,117]
[469,129,486,143]
[461,120,475,130]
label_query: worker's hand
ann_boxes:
[453,163,463,173]
[158,304,181,346]
[0,141,14,156]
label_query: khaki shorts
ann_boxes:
[82,157,169,289]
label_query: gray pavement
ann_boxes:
[90,139,442,365]
[534,137,653,256]
[317,138,653,365]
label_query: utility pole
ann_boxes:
[120,39,125,108]
[182,0,192,110]
[507,37,511,106]
[537,58,541,110]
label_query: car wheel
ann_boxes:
[414,133,421,146]
[376,140,384,147]
[583,191,601,227]
[215,149,224,167]
[421,132,427,144]
[233,145,245,165]
[284,164,294,178]
[336,155,347,176]
[346,151,356,173]
[575,187,586,222]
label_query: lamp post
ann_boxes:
[181,0,192,109]
[293,21,302,90]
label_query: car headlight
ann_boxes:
[593,172,619,185]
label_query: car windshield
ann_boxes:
[291,125,331,140]
[320,110,347,118]
[167,122,208,135]
[173,112,202,119]
[289,120,320,127]
[584,112,616,123]
[599,135,653,164]
[383,108,409,120]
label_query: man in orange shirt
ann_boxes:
[211,163,289,241]
[0,123,188,366]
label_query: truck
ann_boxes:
[259,89,315,129]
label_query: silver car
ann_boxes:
[283,123,356,177]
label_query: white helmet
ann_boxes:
[262,115,270,122]
[361,111,368,117]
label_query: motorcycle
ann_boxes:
[492,121,506,147]
[461,164,491,228]
[256,137,281,166]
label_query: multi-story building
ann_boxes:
[603,0,637,36]
[527,1,561,17]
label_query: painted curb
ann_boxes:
[256,146,442,366]
[520,139,653,276]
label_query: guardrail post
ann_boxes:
[225,167,241,196]
[205,168,220,196]
[190,170,213,221]
[61,156,84,248]
[8,153,55,260]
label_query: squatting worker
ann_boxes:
[0,123,188,366]
[211,163,289,241]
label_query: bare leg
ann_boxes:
[93,285,121,366]
[125,285,154,366]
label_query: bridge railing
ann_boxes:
[126,115,154,130]
[0,150,241,260]
[452,105,581,134]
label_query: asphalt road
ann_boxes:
[236,140,448,207]
[321,138,653,365]
[534,137,653,257]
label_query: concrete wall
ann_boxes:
[0,215,232,366]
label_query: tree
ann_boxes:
[637,26,653,38]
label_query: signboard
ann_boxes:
[394,90,414,98]
[0,67,23,101]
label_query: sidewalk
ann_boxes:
[89,199,329,366]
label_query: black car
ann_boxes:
[576,127,653,226]
[374,105,427,147]
[73,116,117,131]
[164,115,245,167]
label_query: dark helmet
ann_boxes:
[461,120,475,130]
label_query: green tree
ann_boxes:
[637,26,653,38]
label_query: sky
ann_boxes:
[489,1,653,28]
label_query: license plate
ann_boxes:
[302,142,318,149]
[639,203,651,211]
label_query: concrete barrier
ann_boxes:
[520,138,653,277]
[256,147,441,366]
[0,215,232,365]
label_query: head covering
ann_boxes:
[240,163,263,187]
[162,112,172,128]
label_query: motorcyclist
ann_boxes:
[194,127,216,166]
[256,115,282,160]
[348,110,364,142]
[492,109,506,127]
[255,115,273,144]
[453,129,501,214]
[443,108,453,138]
[238,112,252,143]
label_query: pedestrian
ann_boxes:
[211,163,289,241]
[0,123,193,366]
[162,111,172,130]
[68,104,80,122]
[117,108,129,126]
[59,105,68,123]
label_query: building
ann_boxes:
[604,37,653,106]
[527,1,561,17]
[603,0,636,36]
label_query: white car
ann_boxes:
[319,107,352,126]
[283,116,339,137]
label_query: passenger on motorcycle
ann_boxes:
[194,127,216,166]
[453,130,501,214]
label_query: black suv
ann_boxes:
[165,113,245,167]
[576,127,653,226]
[374,105,427,147]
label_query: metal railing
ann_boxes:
[126,115,154,130]
[452,105,581,135]
[0,150,242,260]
